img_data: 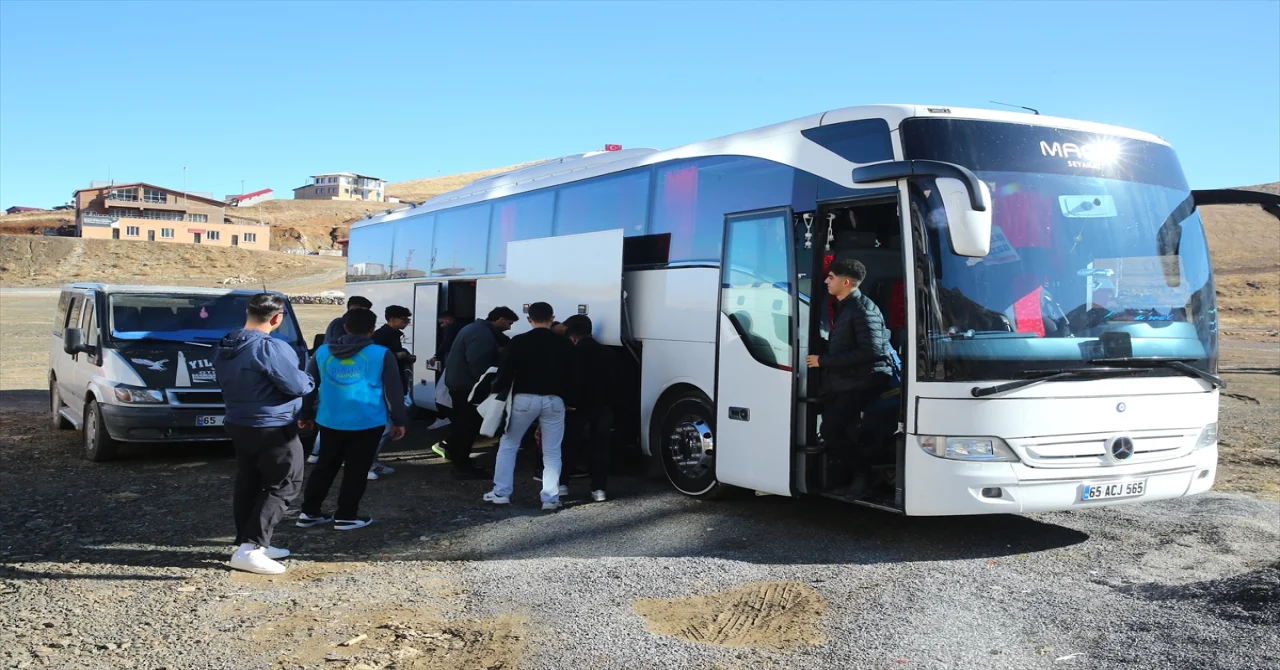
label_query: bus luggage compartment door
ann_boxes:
[475,230,625,344]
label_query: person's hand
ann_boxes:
[297,419,314,431]
[390,425,407,441]
[426,357,437,366]
[805,355,821,369]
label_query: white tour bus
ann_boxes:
[344,104,1275,516]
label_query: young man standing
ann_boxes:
[805,259,893,498]
[369,305,416,478]
[296,308,408,530]
[213,293,315,575]
[444,306,518,479]
[563,315,615,502]
[484,302,577,511]
[324,295,372,345]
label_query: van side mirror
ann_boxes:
[853,159,993,257]
[63,328,85,355]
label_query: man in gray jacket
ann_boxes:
[443,306,517,479]
[806,259,893,497]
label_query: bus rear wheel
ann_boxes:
[654,393,723,497]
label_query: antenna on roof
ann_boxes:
[990,101,1040,115]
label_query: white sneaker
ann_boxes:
[229,547,286,575]
[482,491,510,505]
[263,546,290,560]
[558,485,569,497]
[306,454,319,464]
[542,501,563,512]
[371,463,395,476]
[366,470,379,481]
[296,512,334,528]
[334,517,373,531]
[427,418,451,430]
[591,490,607,502]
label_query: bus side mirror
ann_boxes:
[852,159,992,257]
[937,177,992,258]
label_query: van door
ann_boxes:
[411,282,441,409]
[57,293,87,411]
[714,208,797,496]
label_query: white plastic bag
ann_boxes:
[478,393,508,437]
[434,368,452,409]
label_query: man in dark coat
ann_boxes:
[806,259,893,496]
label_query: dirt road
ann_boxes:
[1,294,1277,669]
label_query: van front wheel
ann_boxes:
[83,400,120,462]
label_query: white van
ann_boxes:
[48,284,309,460]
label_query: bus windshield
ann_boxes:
[902,118,1217,382]
[108,293,303,345]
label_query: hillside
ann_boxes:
[384,161,543,203]
[1200,182,1280,332]
[221,199,392,252]
[0,209,75,235]
[0,234,345,290]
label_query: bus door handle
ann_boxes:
[728,407,750,421]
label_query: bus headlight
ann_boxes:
[113,387,165,404]
[1194,422,1218,449]
[919,435,1019,462]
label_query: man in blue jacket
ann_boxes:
[213,293,316,575]
[295,308,408,531]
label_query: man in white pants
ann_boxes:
[483,302,577,511]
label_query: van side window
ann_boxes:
[83,298,98,348]
[54,292,71,331]
[66,296,84,330]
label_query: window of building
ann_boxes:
[188,213,208,223]
[243,232,257,243]
[651,156,796,262]
[108,207,142,218]
[141,210,184,221]
[108,188,138,202]
[143,188,167,204]
[125,226,140,237]
[487,190,554,273]
[206,230,220,241]
[553,169,649,237]
[160,228,175,239]
[433,203,490,276]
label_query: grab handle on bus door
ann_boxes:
[728,407,750,421]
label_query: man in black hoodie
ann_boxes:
[443,306,518,479]
[213,293,316,576]
[324,295,372,345]
[563,315,616,501]
[296,308,408,531]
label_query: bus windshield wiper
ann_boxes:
[1088,357,1225,389]
[970,367,1146,398]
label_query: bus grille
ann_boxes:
[1008,429,1196,468]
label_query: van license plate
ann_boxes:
[1080,479,1147,501]
[196,415,224,427]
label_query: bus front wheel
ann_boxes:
[654,392,723,498]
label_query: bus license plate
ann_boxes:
[196,415,224,427]
[1080,479,1147,502]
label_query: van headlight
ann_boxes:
[1194,422,1218,449]
[919,435,1019,462]
[113,387,165,404]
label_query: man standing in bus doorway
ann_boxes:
[369,305,416,479]
[213,293,316,575]
[806,259,894,498]
[483,302,577,511]
[296,308,408,530]
[444,306,519,479]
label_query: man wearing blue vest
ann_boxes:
[295,308,408,530]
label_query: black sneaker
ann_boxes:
[296,512,334,528]
[334,516,373,531]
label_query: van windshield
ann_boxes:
[108,293,301,345]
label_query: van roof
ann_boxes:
[60,283,284,297]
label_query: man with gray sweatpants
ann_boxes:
[483,302,577,511]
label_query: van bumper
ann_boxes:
[99,404,230,442]
[903,441,1218,516]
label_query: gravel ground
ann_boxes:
[1,387,1278,670]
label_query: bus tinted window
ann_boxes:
[488,191,555,273]
[554,169,649,237]
[433,203,491,276]
[652,156,795,262]
[347,222,395,282]
[392,213,434,279]
[802,119,894,164]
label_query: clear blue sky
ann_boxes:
[1,1,1277,209]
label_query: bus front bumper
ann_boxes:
[902,442,1218,516]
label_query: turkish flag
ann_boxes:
[604,144,622,151]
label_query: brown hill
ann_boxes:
[1200,182,1280,332]
[0,210,75,235]
[223,199,393,252]
[0,234,344,290]
[384,161,544,203]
